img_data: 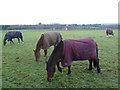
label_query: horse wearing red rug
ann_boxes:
[46,37,101,82]
[34,32,62,61]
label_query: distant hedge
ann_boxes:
[0,24,118,30]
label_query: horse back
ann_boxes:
[61,38,98,67]
[5,31,22,39]
[106,29,113,35]
[42,32,62,49]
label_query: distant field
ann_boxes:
[1,30,118,88]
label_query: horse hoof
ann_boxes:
[67,73,71,76]
[97,69,101,73]
[67,72,71,76]
[97,70,101,73]
[60,70,62,73]
[47,79,52,82]
[88,68,92,70]
[44,55,47,57]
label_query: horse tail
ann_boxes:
[56,33,62,47]
[96,44,98,57]
[57,33,62,43]
[93,44,99,68]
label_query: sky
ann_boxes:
[0,0,119,25]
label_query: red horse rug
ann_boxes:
[61,38,97,67]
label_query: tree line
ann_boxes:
[0,24,118,30]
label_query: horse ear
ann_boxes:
[60,40,63,43]
[41,34,44,38]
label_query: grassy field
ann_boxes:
[1,30,118,88]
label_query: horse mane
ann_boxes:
[35,34,44,51]
[47,40,63,65]
[51,40,63,56]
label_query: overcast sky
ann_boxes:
[0,0,119,25]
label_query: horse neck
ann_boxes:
[48,58,58,69]
[36,34,44,51]
[48,41,63,67]
[35,39,42,52]
[3,37,7,42]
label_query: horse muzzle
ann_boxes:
[35,60,39,62]
[47,78,52,82]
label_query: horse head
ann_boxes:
[46,61,56,82]
[33,34,44,61]
[33,49,40,61]
[3,37,7,46]
[46,40,63,82]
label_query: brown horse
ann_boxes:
[46,38,101,82]
[34,32,62,61]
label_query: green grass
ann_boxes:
[0,31,2,89]
[1,30,118,88]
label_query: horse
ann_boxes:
[46,37,101,82]
[33,32,62,61]
[3,31,24,46]
[106,28,114,36]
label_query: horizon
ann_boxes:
[0,23,118,25]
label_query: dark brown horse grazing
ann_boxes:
[106,28,114,36]
[3,31,24,46]
[46,38,101,82]
[34,32,62,61]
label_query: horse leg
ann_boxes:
[18,38,20,44]
[54,45,56,49]
[44,50,47,57]
[106,33,109,37]
[88,59,93,70]
[112,33,114,37]
[93,58,100,73]
[67,66,71,75]
[10,41,12,44]
[20,35,24,43]
[96,58,101,73]
[57,61,62,73]
[10,39,14,44]
[93,60,97,68]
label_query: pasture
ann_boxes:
[1,30,118,88]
